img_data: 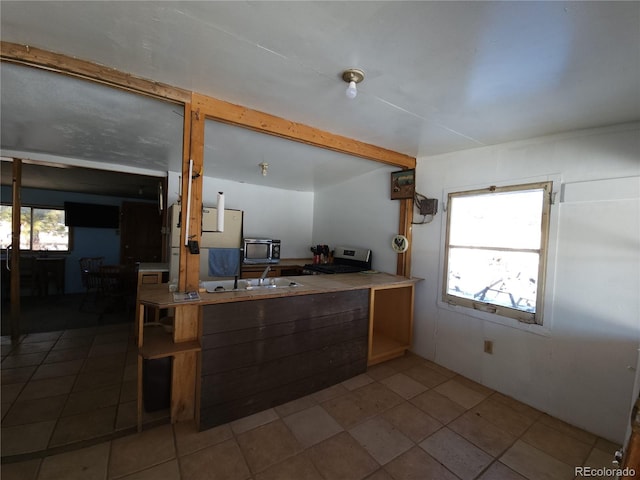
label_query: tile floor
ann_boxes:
[1,328,622,480]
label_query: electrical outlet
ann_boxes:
[484,340,493,354]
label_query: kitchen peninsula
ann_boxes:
[136,272,420,431]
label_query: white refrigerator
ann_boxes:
[169,204,243,282]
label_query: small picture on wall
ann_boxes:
[390,169,415,199]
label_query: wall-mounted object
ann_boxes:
[390,169,415,200]
[391,234,409,253]
[64,202,119,228]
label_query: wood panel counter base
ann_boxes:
[199,290,369,430]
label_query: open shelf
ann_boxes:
[139,325,200,360]
[369,331,409,366]
[368,284,414,366]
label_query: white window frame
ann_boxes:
[438,176,560,331]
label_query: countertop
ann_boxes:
[137,271,421,308]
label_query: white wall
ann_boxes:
[313,166,400,274]
[167,172,314,259]
[412,123,640,443]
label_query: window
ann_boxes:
[443,181,552,324]
[0,205,70,252]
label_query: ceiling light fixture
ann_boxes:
[259,162,269,176]
[342,68,365,99]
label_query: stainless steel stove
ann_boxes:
[303,246,372,274]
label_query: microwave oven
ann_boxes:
[243,238,281,264]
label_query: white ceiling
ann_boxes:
[1,1,639,194]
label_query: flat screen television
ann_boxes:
[64,202,120,228]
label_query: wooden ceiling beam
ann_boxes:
[193,93,416,169]
[0,42,415,169]
[0,41,190,104]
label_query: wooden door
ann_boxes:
[120,202,163,264]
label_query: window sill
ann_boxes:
[437,299,552,337]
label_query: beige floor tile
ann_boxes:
[472,397,535,437]
[403,363,449,388]
[380,373,428,399]
[1,382,26,404]
[449,410,517,457]
[43,347,90,364]
[236,419,303,473]
[537,414,598,446]
[81,352,126,373]
[308,431,379,480]
[1,365,36,385]
[311,383,349,403]
[381,401,442,443]
[38,441,110,480]
[22,332,63,344]
[366,363,396,381]
[1,420,56,456]
[1,352,47,369]
[383,354,423,372]
[364,469,394,480]
[230,407,278,435]
[421,360,457,378]
[522,421,593,466]
[61,327,97,339]
[117,460,181,480]
[434,378,489,409]
[500,440,575,480]
[353,382,404,416]
[179,439,251,480]
[477,461,527,480]
[283,404,343,447]
[174,420,233,457]
[420,427,493,480]
[2,394,67,426]
[254,451,323,480]
[31,359,84,381]
[383,446,459,480]
[322,391,376,429]
[490,391,543,420]
[115,400,137,431]
[594,437,620,455]
[62,384,121,416]
[342,373,374,391]
[17,375,75,401]
[88,342,128,358]
[7,341,54,355]
[49,405,117,447]
[349,416,414,465]
[582,448,618,480]
[454,375,495,397]
[73,367,123,392]
[108,424,175,479]
[410,390,466,424]
[274,394,317,417]
[2,401,11,420]
[52,336,93,351]
[119,379,137,403]
[0,458,41,480]
[92,331,131,346]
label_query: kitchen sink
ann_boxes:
[203,277,303,293]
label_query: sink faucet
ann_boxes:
[259,266,271,285]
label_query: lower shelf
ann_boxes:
[139,325,200,359]
[369,332,409,366]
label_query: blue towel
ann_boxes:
[208,248,240,277]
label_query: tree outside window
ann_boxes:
[442,181,552,324]
[0,205,69,251]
